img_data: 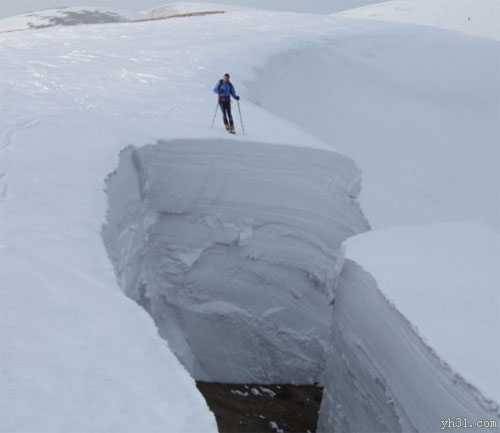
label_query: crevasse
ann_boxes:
[102,138,499,432]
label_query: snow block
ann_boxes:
[103,138,369,383]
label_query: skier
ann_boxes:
[213,73,240,134]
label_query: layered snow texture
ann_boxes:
[344,223,500,405]
[318,260,499,433]
[102,139,369,383]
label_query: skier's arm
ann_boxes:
[213,81,222,94]
[231,84,240,100]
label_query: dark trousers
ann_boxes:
[219,98,234,127]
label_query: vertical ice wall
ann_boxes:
[102,138,499,431]
[103,138,369,383]
[318,260,499,433]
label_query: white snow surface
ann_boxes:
[1,1,499,431]
[0,6,129,32]
[339,0,500,41]
[145,2,240,19]
[252,5,500,230]
[0,0,387,20]
[0,8,365,431]
[318,259,499,433]
[344,222,500,404]
[0,3,246,33]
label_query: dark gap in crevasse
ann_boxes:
[196,382,323,433]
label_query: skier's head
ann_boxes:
[223,73,230,82]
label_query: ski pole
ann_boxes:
[211,99,219,128]
[237,100,245,135]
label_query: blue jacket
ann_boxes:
[213,80,237,99]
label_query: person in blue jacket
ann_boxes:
[213,73,240,134]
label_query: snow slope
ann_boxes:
[1,1,498,431]
[0,0,387,20]
[0,253,217,433]
[102,139,368,383]
[145,2,240,19]
[252,14,500,230]
[344,222,500,404]
[0,3,238,33]
[0,6,128,32]
[339,0,500,41]
[0,8,361,431]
